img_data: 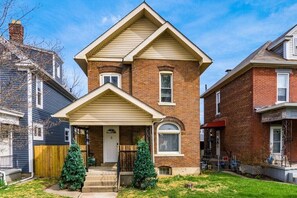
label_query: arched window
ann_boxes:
[157,123,181,154]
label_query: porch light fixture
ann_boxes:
[106,129,116,134]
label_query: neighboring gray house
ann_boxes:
[0,20,75,174]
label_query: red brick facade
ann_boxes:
[87,59,201,170]
[204,67,297,164]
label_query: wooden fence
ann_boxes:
[34,145,69,178]
[119,145,137,172]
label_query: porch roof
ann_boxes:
[0,107,24,125]
[52,83,165,125]
[201,120,225,128]
[256,102,297,122]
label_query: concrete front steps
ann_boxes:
[82,164,117,193]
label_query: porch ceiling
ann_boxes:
[52,83,165,125]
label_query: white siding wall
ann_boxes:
[91,17,157,58]
[69,91,152,125]
[285,30,297,60]
[136,32,196,60]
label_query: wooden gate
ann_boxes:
[34,145,69,178]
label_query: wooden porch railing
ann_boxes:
[119,145,137,172]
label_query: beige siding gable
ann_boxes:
[136,32,196,61]
[69,90,152,125]
[91,17,158,58]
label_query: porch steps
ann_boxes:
[82,165,117,193]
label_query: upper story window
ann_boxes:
[100,73,121,88]
[36,76,43,109]
[277,73,289,103]
[159,72,174,105]
[216,91,220,115]
[158,123,181,154]
[33,123,44,141]
[56,62,61,78]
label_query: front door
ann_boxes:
[103,126,119,163]
[270,126,283,161]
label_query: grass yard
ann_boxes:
[0,178,65,198]
[119,172,297,198]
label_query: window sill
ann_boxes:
[155,154,184,157]
[36,106,43,109]
[275,101,288,105]
[158,102,176,106]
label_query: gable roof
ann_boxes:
[201,41,297,98]
[52,83,165,120]
[123,22,212,73]
[268,24,297,50]
[74,2,212,75]
[0,36,76,101]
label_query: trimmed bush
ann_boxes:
[132,140,157,189]
[59,142,86,191]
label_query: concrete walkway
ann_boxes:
[45,184,117,198]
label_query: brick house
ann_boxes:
[0,20,75,178]
[53,2,211,190]
[201,25,297,182]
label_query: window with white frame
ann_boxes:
[64,128,70,142]
[270,126,282,154]
[100,73,121,87]
[216,91,220,115]
[36,76,43,109]
[277,73,289,102]
[158,123,180,154]
[160,72,173,103]
[56,62,61,78]
[294,37,297,55]
[33,123,43,141]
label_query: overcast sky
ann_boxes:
[8,0,297,123]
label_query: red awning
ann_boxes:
[201,120,225,128]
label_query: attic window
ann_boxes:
[294,38,297,55]
[56,62,61,78]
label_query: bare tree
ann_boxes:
[0,0,71,158]
[62,67,83,98]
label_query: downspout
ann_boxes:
[27,70,34,174]
[152,119,164,163]
[0,171,7,186]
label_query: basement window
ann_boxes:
[159,166,172,175]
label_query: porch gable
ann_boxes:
[52,83,165,125]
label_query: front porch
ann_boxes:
[256,103,297,182]
[73,125,152,171]
[53,84,165,190]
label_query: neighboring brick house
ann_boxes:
[54,1,212,183]
[201,25,297,182]
[0,20,75,174]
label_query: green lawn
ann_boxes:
[0,178,64,198]
[118,172,297,198]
